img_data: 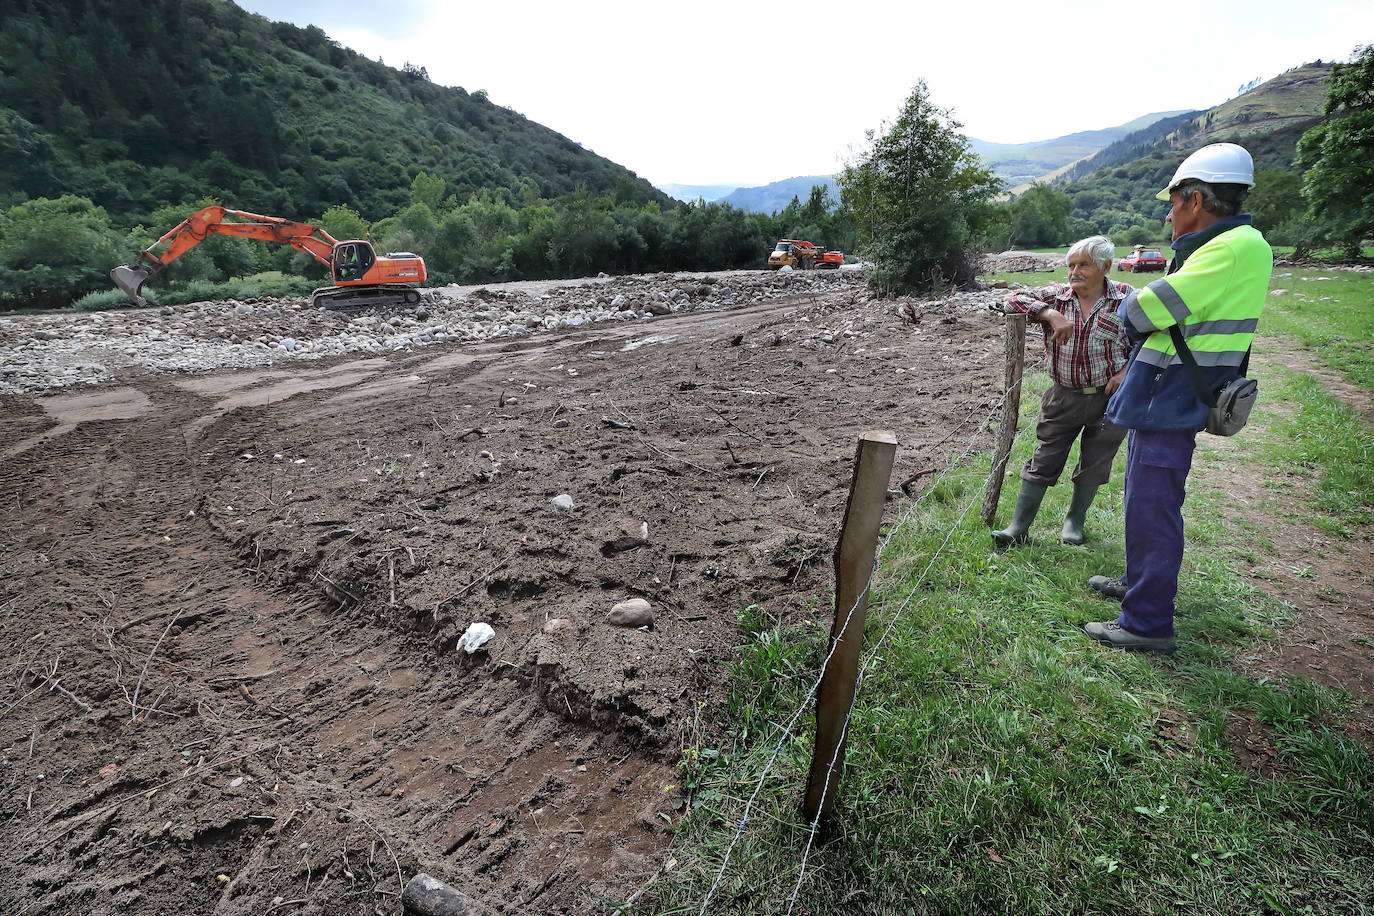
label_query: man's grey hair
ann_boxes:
[1066,235,1115,270]
[1173,178,1248,217]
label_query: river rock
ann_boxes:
[401,873,483,916]
[606,598,653,629]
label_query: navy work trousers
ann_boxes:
[1118,428,1197,638]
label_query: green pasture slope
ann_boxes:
[641,269,1374,914]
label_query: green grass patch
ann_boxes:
[647,374,1373,915]
[1261,268,1374,393]
[1254,369,1374,529]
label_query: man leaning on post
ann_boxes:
[1083,143,1272,654]
[993,236,1133,548]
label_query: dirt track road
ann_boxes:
[0,283,1001,914]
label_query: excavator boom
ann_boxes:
[111,206,339,306]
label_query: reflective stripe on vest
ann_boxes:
[1123,224,1271,368]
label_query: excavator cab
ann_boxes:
[332,241,375,284]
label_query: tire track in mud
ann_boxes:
[1,379,677,915]
[1,291,1004,914]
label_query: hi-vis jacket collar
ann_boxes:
[1170,214,1253,265]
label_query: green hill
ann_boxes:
[1054,63,1334,236]
[0,0,667,227]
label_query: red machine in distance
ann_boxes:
[110,205,427,310]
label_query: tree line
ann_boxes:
[0,176,860,309]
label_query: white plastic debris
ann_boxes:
[457,622,495,654]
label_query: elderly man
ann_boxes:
[1084,143,1272,653]
[993,236,1133,547]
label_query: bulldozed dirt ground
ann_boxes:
[0,271,1009,914]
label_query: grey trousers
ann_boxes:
[1020,383,1127,487]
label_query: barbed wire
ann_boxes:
[696,359,1045,915]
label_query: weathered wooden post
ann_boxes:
[802,430,897,828]
[981,313,1027,527]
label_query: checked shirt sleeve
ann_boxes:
[1003,286,1060,317]
[1120,242,1236,335]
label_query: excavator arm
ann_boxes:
[111,205,340,306]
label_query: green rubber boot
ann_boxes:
[1060,483,1100,546]
[992,482,1048,546]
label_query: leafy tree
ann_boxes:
[428,210,477,277]
[409,171,445,212]
[801,184,833,223]
[0,195,123,307]
[1295,44,1374,257]
[1247,169,1304,231]
[839,80,1001,294]
[320,203,369,241]
[1009,184,1073,247]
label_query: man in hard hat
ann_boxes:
[1083,143,1272,653]
[994,235,1133,547]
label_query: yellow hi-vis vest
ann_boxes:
[1122,224,1272,368]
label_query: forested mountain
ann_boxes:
[1051,62,1334,240]
[0,0,667,226]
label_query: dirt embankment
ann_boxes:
[0,270,1008,914]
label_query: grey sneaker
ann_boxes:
[1082,620,1176,654]
[1087,575,1128,601]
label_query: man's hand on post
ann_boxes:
[1041,309,1074,345]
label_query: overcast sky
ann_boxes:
[235,0,1372,188]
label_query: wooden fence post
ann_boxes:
[980,313,1027,527]
[802,430,897,829]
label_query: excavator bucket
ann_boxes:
[109,264,156,306]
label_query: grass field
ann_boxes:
[641,269,1374,914]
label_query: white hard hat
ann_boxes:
[1155,143,1255,201]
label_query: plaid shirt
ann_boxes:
[1005,281,1134,390]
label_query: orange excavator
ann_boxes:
[110,205,427,310]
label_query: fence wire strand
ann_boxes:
[696,358,1043,915]
[785,413,1041,912]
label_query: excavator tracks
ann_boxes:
[309,284,423,311]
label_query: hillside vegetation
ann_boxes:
[1047,63,1336,243]
[0,0,666,225]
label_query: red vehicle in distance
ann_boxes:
[817,250,844,269]
[1118,246,1168,273]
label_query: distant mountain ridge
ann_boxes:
[969,111,1191,187]
[655,183,742,203]
[666,112,1190,216]
[720,176,839,214]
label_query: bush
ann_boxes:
[229,271,317,299]
[73,287,159,311]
